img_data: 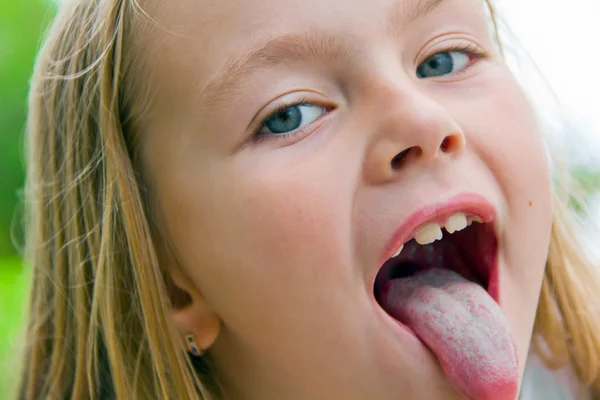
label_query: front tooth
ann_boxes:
[445,213,468,234]
[392,244,404,258]
[414,223,443,245]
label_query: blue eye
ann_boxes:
[258,104,326,136]
[417,51,471,78]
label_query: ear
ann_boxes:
[166,264,222,355]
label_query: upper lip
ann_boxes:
[376,192,498,267]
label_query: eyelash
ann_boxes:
[253,44,488,143]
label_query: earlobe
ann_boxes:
[167,265,223,355]
[172,299,222,355]
[185,334,203,356]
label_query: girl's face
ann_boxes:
[142,0,553,398]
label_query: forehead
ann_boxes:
[138,0,487,115]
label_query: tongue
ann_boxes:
[381,268,519,400]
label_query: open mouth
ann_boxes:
[373,215,499,310]
[370,208,519,400]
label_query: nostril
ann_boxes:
[391,147,419,169]
[441,137,450,151]
[440,135,462,154]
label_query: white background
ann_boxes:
[497,0,600,162]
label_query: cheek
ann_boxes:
[230,166,345,269]
[459,72,553,368]
[470,76,553,241]
[157,144,357,336]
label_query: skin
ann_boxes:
[139,0,554,398]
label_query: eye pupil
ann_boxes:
[428,58,440,69]
[277,109,292,120]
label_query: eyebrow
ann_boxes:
[198,0,446,109]
[198,31,353,110]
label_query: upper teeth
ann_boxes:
[413,212,469,245]
[392,212,472,256]
[392,244,404,258]
[413,223,443,245]
[445,213,468,234]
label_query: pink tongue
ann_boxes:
[381,268,519,400]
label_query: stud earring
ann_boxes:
[185,334,203,356]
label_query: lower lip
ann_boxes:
[372,294,421,341]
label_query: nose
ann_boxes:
[363,82,465,184]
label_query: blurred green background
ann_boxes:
[0,1,599,399]
[0,0,56,396]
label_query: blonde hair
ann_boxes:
[16,0,600,399]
